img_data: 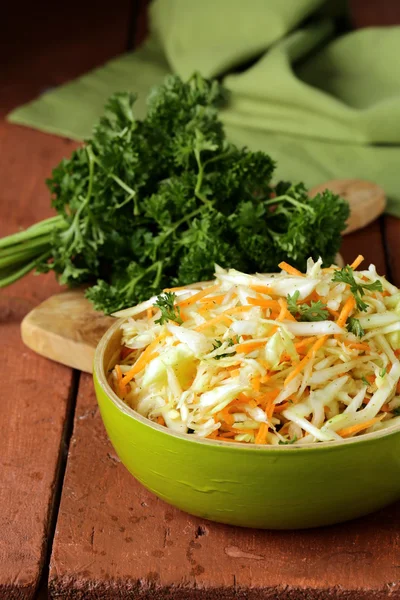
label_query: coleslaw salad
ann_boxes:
[108,256,400,445]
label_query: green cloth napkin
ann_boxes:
[8,0,400,216]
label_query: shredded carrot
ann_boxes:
[146,307,153,320]
[337,415,384,438]
[337,296,356,328]
[343,341,371,352]
[258,390,280,415]
[327,307,340,319]
[120,346,134,360]
[251,376,261,392]
[195,313,233,331]
[254,422,269,444]
[220,407,235,426]
[301,290,319,305]
[157,415,166,426]
[273,401,291,413]
[277,297,296,322]
[176,284,219,308]
[294,337,317,350]
[206,429,219,439]
[121,335,164,386]
[366,374,375,384]
[224,305,255,315]
[115,364,128,397]
[260,373,271,384]
[163,284,191,292]
[249,284,274,295]
[247,297,281,311]
[229,369,241,378]
[278,261,304,277]
[284,335,328,386]
[350,255,364,270]
[235,340,267,354]
[382,290,390,297]
[217,431,237,439]
[199,294,227,307]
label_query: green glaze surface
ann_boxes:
[93,319,400,529]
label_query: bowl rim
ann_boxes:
[94,317,400,452]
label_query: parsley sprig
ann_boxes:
[154,292,183,325]
[287,290,329,321]
[346,317,365,338]
[332,266,383,311]
[0,74,349,313]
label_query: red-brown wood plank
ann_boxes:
[0,124,78,600]
[340,220,387,275]
[383,216,400,288]
[0,1,132,597]
[49,375,400,599]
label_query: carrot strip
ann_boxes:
[337,415,384,438]
[229,369,241,378]
[273,401,291,413]
[277,297,296,322]
[350,255,364,270]
[284,336,328,386]
[176,284,219,308]
[220,407,235,426]
[278,261,304,277]
[195,314,233,331]
[249,284,275,295]
[199,293,227,306]
[337,296,356,328]
[224,305,255,315]
[255,422,269,444]
[294,336,317,350]
[251,376,261,392]
[146,307,153,320]
[235,340,266,354]
[343,341,371,352]
[300,291,319,305]
[163,285,191,292]
[327,307,340,319]
[157,416,166,426]
[121,335,164,385]
[247,297,281,311]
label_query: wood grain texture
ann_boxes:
[0,125,77,600]
[21,291,115,373]
[49,376,400,600]
[0,1,132,596]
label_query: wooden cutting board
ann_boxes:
[20,179,386,373]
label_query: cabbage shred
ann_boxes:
[109,257,400,445]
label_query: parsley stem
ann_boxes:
[264,194,314,213]
[0,251,51,288]
[0,216,64,249]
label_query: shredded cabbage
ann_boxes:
[109,257,400,445]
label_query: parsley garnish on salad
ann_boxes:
[154,292,183,325]
[346,317,365,338]
[332,265,383,311]
[287,290,328,321]
[112,258,400,445]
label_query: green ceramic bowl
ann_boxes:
[93,318,400,529]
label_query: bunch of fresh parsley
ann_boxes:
[0,73,349,313]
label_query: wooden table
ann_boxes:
[1,2,400,599]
